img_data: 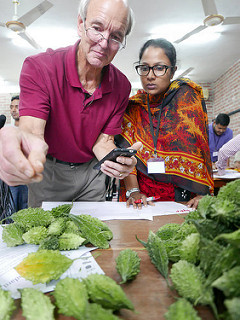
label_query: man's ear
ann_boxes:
[77,14,84,37]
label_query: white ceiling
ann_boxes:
[0,0,240,91]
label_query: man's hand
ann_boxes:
[0,126,48,186]
[100,142,142,179]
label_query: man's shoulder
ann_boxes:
[23,44,73,66]
[109,64,129,81]
[225,127,233,138]
[108,64,131,88]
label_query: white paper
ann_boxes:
[213,169,240,179]
[42,201,191,219]
[42,201,153,221]
[0,227,104,299]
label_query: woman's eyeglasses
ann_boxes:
[135,64,173,77]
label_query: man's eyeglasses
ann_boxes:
[135,64,173,77]
[84,26,126,51]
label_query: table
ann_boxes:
[11,214,215,320]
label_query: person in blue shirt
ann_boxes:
[9,95,28,212]
[209,113,233,164]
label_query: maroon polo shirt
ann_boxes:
[19,41,131,163]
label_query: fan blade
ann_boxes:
[177,67,194,78]
[201,0,218,16]
[18,0,53,27]
[0,22,6,27]
[18,31,41,49]
[174,25,207,43]
[222,16,240,25]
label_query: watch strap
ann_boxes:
[126,188,140,198]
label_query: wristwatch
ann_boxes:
[126,188,140,198]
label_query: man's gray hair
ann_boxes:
[78,0,134,36]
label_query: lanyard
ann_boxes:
[147,94,162,157]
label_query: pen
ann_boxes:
[134,196,161,204]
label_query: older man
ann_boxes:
[0,0,141,207]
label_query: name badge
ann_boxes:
[147,157,165,174]
[213,151,218,157]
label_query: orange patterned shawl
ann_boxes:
[116,78,214,195]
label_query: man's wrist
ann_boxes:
[126,188,140,198]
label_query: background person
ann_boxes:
[9,95,28,211]
[116,38,213,209]
[216,134,240,175]
[0,0,141,208]
[209,113,233,165]
[233,151,240,170]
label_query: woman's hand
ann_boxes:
[126,192,155,210]
[187,195,203,209]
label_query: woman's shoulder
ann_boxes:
[169,78,203,94]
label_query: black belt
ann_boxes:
[46,154,83,167]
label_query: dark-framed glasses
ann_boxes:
[135,64,173,77]
[85,26,126,51]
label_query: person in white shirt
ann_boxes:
[216,134,240,175]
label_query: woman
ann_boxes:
[115,38,213,209]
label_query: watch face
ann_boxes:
[126,191,130,197]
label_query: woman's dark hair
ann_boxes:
[139,38,176,69]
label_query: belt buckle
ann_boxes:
[70,163,75,169]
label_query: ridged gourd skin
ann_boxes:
[15,250,73,284]
[10,208,54,230]
[0,286,16,320]
[54,277,88,319]
[58,232,86,250]
[84,303,120,320]
[2,223,25,247]
[38,236,60,250]
[212,266,240,298]
[115,249,141,284]
[51,203,73,218]
[20,288,55,320]
[224,297,240,320]
[179,233,200,264]
[164,298,201,320]
[22,226,48,245]
[146,231,169,281]
[69,214,111,249]
[156,223,181,240]
[215,229,240,248]
[170,260,214,306]
[47,217,66,236]
[83,274,134,311]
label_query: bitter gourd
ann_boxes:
[164,298,201,320]
[15,250,73,284]
[2,223,24,247]
[68,214,111,249]
[83,274,134,311]
[54,277,88,319]
[20,288,55,320]
[0,286,16,320]
[137,230,169,283]
[115,248,141,283]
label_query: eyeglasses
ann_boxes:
[135,64,173,77]
[84,26,126,51]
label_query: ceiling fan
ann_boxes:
[174,0,240,44]
[0,0,53,49]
